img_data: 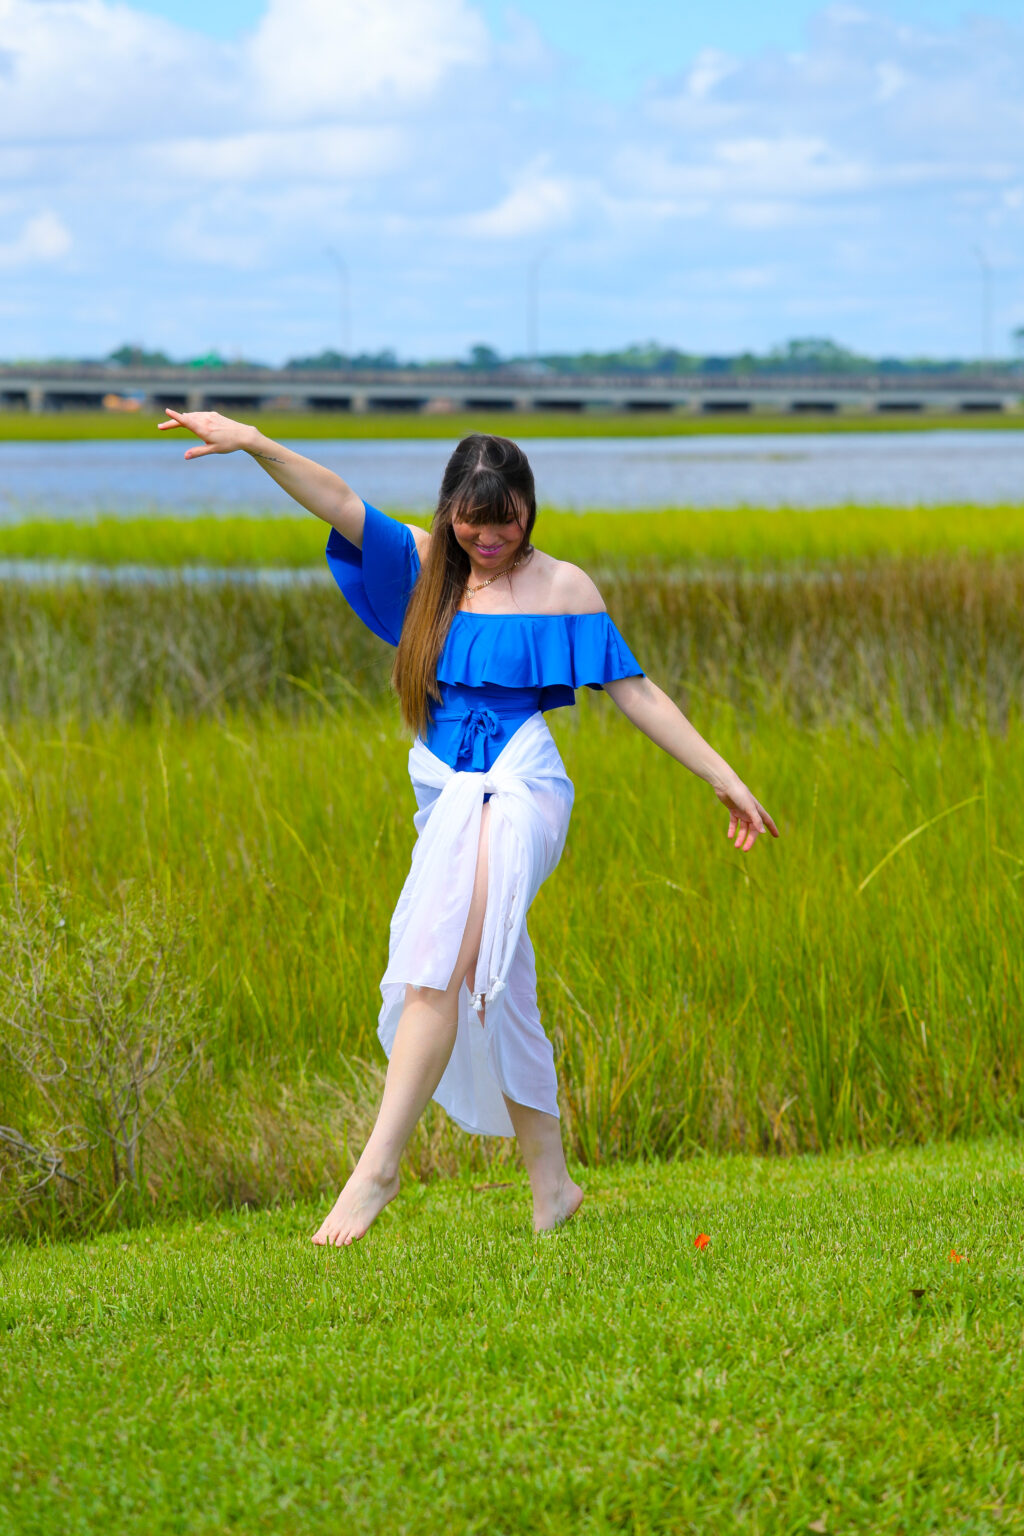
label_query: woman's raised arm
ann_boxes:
[157,408,367,546]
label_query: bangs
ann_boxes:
[448,471,525,527]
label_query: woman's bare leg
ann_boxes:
[502,1095,584,1233]
[313,805,492,1247]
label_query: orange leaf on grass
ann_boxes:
[949,1248,967,1263]
[694,1233,711,1251]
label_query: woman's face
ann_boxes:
[451,504,528,570]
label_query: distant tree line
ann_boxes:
[9,335,1024,376]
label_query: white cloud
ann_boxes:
[614,136,870,205]
[246,0,489,121]
[821,5,872,26]
[0,0,488,141]
[0,0,499,280]
[460,159,579,238]
[0,0,225,141]
[720,265,778,290]
[618,9,1024,232]
[874,61,907,102]
[685,48,739,101]
[489,8,555,76]
[166,206,266,270]
[1,1,1024,357]
[0,210,71,268]
[727,200,803,231]
[147,125,402,183]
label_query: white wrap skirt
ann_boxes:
[378,710,575,1136]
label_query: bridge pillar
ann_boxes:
[349,392,370,414]
[186,388,206,411]
[27,386,46,414]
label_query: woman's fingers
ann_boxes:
[157,406,226,457]
[157,406,246,457]
[731,816,750,848]
[722,788,778,852]
[159,407,213,435]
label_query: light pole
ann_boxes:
[326,247,351,360]
[973,245,992,365]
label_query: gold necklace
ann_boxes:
[464,545,533,599]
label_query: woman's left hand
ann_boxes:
[714,780,780,852]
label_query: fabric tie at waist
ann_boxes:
[453,706,500,771]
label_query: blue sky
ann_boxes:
[2,1,1023,362]
[128,1,1024,93]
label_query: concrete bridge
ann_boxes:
[1,363,1021,416]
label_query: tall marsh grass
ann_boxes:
[2,698,1021,1232]
[2,555,1022,730]
[5,502,1024,566]
[2,520,1023,1234]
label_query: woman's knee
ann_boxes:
[403,981,459,1024]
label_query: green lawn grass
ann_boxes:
[1,1139,1020,1535]
[6,502,1024,568]
[1,407,1022,442]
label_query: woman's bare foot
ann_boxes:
[533,1177,584,1234]
[311,1165,400,1247]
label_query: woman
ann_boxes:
[158,411,778,1245]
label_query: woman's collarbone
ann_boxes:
[459,555,564,616]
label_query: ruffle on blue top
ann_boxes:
[325,501,645,709]
[438,611,643,710]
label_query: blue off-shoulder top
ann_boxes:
[326,501,645,772]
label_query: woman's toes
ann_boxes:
[311,1171,400,1249]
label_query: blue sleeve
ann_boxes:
[574,613,645,691]
[325,501,421,646]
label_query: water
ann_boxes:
[0,558,844,590]
[0,559,328,587]
[1,429,1021,523]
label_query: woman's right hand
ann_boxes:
[714,776,779,852]
[157,407,254,458]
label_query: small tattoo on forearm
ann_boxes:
[252,449,285,464]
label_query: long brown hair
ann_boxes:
[393,433,537,738]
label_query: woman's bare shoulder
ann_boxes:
[543,555,607,615]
